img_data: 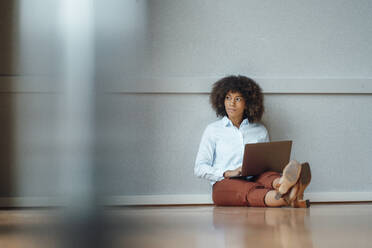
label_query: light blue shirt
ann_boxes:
[194,116,270,185]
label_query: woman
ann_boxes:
[194,75,311,208]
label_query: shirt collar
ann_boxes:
[241,118,249,126]
[222,116,249,127]
[222,116,231,127]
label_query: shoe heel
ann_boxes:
[292,199,310,208]
[297,163,312,200]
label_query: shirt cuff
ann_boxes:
[216,168,226,181]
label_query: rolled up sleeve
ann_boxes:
[194,126,224,182]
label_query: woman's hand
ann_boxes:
[223,166,242,178]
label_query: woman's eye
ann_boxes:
[236,97,241,102]
[225,96,231,100]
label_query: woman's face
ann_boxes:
[224,91,246,120]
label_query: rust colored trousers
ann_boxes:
[212,171,281,207]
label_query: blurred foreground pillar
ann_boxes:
[57,0,105,247]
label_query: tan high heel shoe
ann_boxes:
[282,162,312,208]
[275,160,302,200]
[294,162,312,207]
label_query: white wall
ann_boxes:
[97,0,372,203]
[146,0,372,78]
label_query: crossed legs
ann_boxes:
[212,161,311,208]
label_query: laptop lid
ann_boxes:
[241,140,292,176]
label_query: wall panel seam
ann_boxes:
[1,76,372,94]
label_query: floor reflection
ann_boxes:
[213,207,314,248]
[1,204,372,248]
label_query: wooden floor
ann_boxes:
[0,203,371,248]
